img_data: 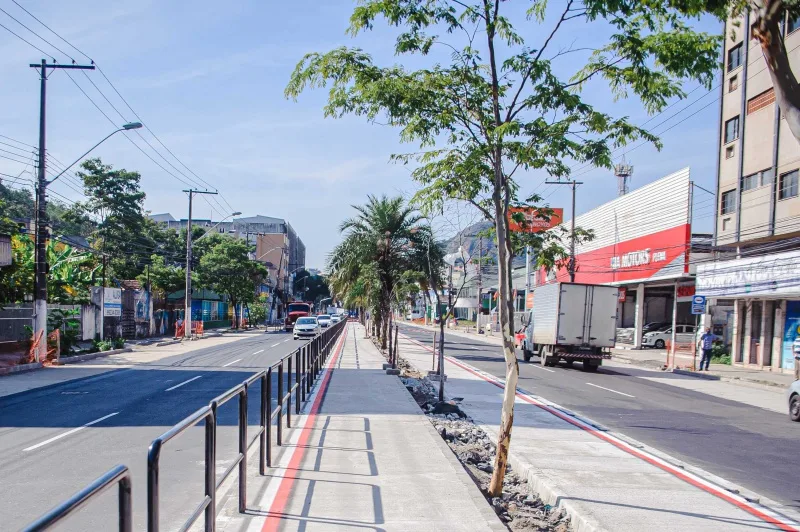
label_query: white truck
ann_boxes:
[520,282,618,371]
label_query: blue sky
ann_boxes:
[0,1,722,268]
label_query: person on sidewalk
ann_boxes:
[698,328,715,371]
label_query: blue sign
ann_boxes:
[691,295,706,315]
[782,301,800,370]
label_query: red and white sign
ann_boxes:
[509,207,564,233]
[538,168,692,286]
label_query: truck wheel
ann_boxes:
[523,350,532,362]
[564,359,574,368]
[582,360,600,372]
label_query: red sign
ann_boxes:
[677,284,695,298]
[509,207,564,233]
[618,288,627,302]
[526,292,534,309]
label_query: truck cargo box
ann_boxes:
[531,282,618,348]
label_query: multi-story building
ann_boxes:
[696,12,800,373]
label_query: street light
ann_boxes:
[33,121,143,359]
[184,210,241,338]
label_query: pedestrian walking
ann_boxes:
[698,328,715,371]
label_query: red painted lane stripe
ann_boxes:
[399,331,799,532]
[261,327,349,532]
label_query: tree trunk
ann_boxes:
[232,300,238,329]
[753,0,800,142]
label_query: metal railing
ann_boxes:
[22,465,132,532]
[22,318,348,532]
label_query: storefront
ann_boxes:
[696,248,800,373]
[537,168,706,350]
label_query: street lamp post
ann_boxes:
[184,210,241,338]
[33,121,143,360]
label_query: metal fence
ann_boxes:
[0,304,83,343]
[23,318,348,532]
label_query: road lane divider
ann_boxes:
[530,364,555,373]
[254,348,266,354]
[165,375,202,391]
[223,359,243,367]
[23,412,119,452]
[398,331,800,532]
[270,342,282,348]
[586,382,635,398]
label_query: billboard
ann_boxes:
[508,207,564,233]
[104,288,122,317]
[538,168,691,285]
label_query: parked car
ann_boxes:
[317,314,332,328]
[642,322,670,336]
[293,317,320,339]
[641,324,696,349]
[330,315,342,324]
[789,380,800,422]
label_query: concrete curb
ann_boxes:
[155,339,182,347]
[0,362,44,376]
[55,347,132,365]
[611,353,665,369]
[672,368,791,390]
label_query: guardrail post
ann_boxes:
[393,324,398,369]
[205,406,217,532]
[266,367,273,467]
[286,356,292,429]
[147,440,162,532]
[119,473,132,532]
[295,349,301,414]
[260,373,267,475]
[238,386,247,513]
[277,361,283,446]
[300,346,307,402]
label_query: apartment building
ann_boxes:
[697,12,800,372]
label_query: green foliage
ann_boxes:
[248,297,268,325]
[711,343,730,364]
[48,308,82,356]
[293,270,330,303]
[91,339,113,353]
[112,337,126,349]
[138,254,185,296]
[196,235,268,328]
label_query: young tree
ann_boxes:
[196,236,268,329]
[138,254,185,296]
[287,0,719,494]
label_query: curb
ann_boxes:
[672,368,790,390]
[55,347,133,365]
[0,362,44,376]
[611,354,665,369]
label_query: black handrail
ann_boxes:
[23,464,132,532]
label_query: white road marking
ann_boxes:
[270,342,281,348]
[283,339,290,343]
[586,382,635,398]
[223,359,242,367]
[530,364,555,373]
[165,376,202,391]
[253,349,265,354]
[24,412,119,452]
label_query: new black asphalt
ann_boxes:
[0,331,308,531]
[398,323,800,511]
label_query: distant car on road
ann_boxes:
[293,317,320,339]
[330,315,342,324]
[317,314,332,328]
[641,324,696,349]
[789,380,800,422]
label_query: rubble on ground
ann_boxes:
[401,375,571,532]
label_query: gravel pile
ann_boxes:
[401,375,570,532]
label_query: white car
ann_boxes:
[641,324,696,349]
[293,317,320,339]
[317,314,332,328]
[330,315,342,324]
[789,380,800,422]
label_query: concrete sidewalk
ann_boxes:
[396,332,800,532]
[216,323,504,532]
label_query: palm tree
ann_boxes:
[327,195,439,349]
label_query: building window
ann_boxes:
[779,170,799,200]
[722,217,732,231]
[725,145,735,159]
[742,172,759,191]
[761,168,774,187]
[728,75,738,93]
[790,16,800,34]
[747,88,775,114]
[721,190,736,214]
[727,43,743,71]
[724,116,740,144]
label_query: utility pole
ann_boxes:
[184,189,218,338]
[476,237,482,333]
[31,59,95,361]
[545,179,583,283]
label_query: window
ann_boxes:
[747,88,775,114]
[727,43,743,71]
[725,116,740,144]
[725,145,735,159]
[779,170,799,199]
[722,217,732,231]
[789,16,800,34]
[742,168,772,191]
[721,190,736,214]
[728,75,738,92]
[761,168,774,187]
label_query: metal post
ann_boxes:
[295,350,301,414]
[432,332,436,371]
[119,473,133,532]
[265,368,272,467]
[286,356,292,428]
[204,410,216,532]
[545,179,583,283]
[300,346,307,402]
[277,361,283,446]
[393,324,398,369]
[146,440,162,532]
[259,373,267,475]
[33,59,47,363]
[183,189,218,338]
[238,387,248,513]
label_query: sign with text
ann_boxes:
[508,207,563,233]
[691,295,706,315]
[104,288,122,317]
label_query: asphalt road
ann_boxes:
[398,323,800,511]
[0,330,309,531]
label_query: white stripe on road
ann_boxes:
[223,359,242,367]
[530,364,555,373]
[165,376,202,391]
[23,412,119,452]
[253,349,265,354]
[283,339,290,343]
[586,382,635,398]
[270,343,281,348]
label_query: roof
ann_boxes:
[234,215,285,225]
[149,213,176,222]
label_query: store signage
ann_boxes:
[610,249,668,270]
[691,295,706,315]
[104,288,122,317]
[508,207,564,233]
[618,287,626,302]
[696,249,800,298]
